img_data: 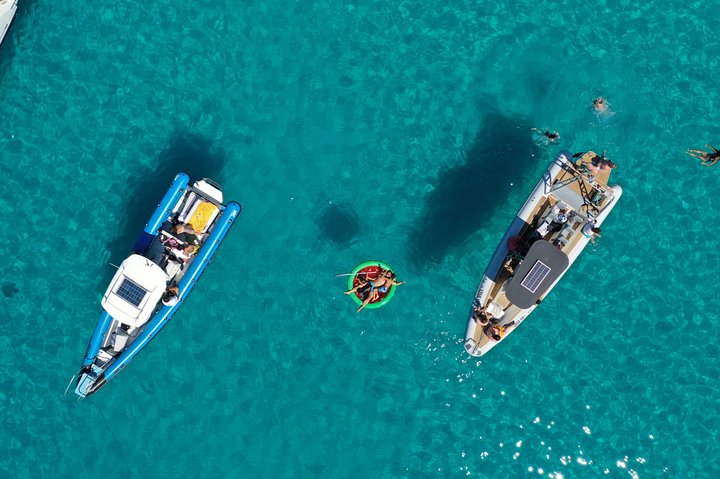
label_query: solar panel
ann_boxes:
[116,278,147,307]
[520,261,551,293]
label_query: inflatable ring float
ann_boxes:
[347,260,397,309]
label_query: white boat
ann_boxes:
[463,150,623,357]
[0,0,16,47]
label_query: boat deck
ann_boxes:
[466,151,619,356]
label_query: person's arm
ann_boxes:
[392,280,406,286]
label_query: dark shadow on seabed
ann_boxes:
[316,202,360,246]
[98,131,226,289]
[408,111,540,267]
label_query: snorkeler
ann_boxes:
[531,128,560,143]
[687,145,720,166]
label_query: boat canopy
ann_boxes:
[101,254,169,327]
[505,240,569,309]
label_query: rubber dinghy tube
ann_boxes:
[347,260,397,309]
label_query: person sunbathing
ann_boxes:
[345,269,405,313]
[581,151,617,175]
[687,145,720,166]
[172,223,204,245]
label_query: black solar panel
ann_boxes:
[116,278,147,307]
[520,261,551,293]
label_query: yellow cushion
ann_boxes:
[187,201,219,232]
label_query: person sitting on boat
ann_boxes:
[166,239,196,262]
[472,305,492,326]
[485,323,506,342]
[162,286,180,307]
[172,223,204,245]
[686,145,720,166]
[584,151,617,174]
[582,220,602,245]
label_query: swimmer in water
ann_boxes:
[687,145,720,166]
[531,128,560,143]
[593,96,608,113]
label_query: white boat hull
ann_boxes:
[464,151,623,357]
[0,0,17,47]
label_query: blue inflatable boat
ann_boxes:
[74,173,241,397]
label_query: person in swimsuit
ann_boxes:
[687,145,720,166]
[344,268,385,296]
[346,269,405,312]
[374,270,405,298]
[162,286,180,307]
[472,305,492,326]
[486,324,506,342]
[582,220,602,245]
[531,128,560,143]
[593,96,608,113]
[172,223,203,245]
[344,277,373,301]
[580,151,616,175]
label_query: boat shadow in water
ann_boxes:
[408,111,539,267]
[317,202,360,246]
[101,130,226,288]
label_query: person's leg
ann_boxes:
[687,150,705,160]
[357,295,373,312]
[345,282,366,294]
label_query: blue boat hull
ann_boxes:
[76,174,240,397]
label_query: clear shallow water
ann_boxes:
[1,0,719,477]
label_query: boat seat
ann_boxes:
[178,198,220,233]
[164,258,182,278]
[486,300,506,319]
[497,306,521,326]
[112,329,130,352]
[558,225,574,243]
[552,185,585,211]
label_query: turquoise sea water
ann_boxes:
[2,0,720,477]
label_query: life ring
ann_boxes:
[347,260,397,309]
